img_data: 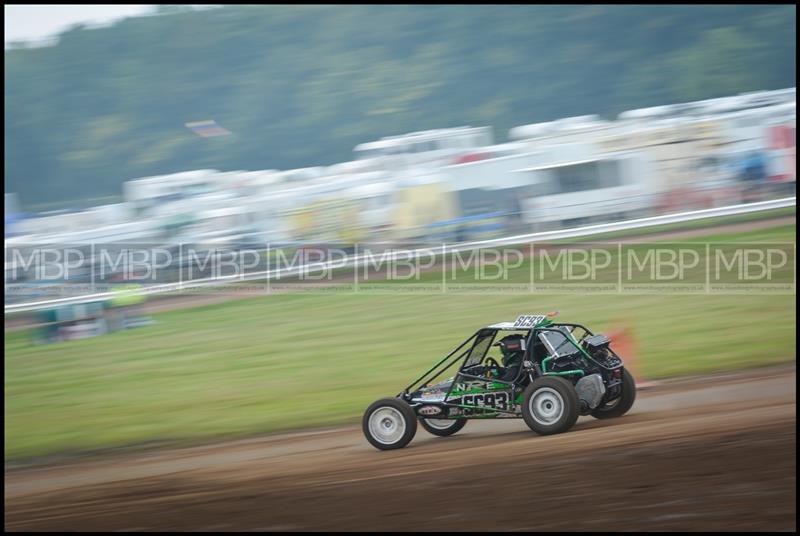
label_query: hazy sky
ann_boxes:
[4,5,156,45]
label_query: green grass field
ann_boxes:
[553,205,797,242]
[5,222,796,462]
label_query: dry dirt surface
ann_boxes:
[4,364,796,532]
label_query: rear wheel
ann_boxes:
[362,398,417,450]
[521,376,580,435]
[419,418,466,437]
[591,368,636,419]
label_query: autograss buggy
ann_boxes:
[363,314,636,450]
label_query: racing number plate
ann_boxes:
[514,314,546,328]
[454,390,514,416]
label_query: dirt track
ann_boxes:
[4,364,796,532]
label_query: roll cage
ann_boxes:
[399,320,604,416]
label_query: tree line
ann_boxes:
[4,4,796,209]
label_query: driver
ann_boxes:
[488,334,527,382]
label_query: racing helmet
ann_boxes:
[495,334,526,366]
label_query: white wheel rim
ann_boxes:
[424,418,457,430]
[530,387,564,425]
[368,407,406,445]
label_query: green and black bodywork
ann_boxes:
[362,314,636,450]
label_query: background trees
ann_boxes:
[4,5,796,208]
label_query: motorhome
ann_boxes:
[353,126,494,171]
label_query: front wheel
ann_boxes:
[591,368,636,419]
[362,398,417,450]
[420,418,466,437]
[521,376,580,435]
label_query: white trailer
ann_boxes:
[515,153,655,228]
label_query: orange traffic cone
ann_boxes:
[607,325,657,390]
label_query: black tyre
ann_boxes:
[362,398,417,450]
[591,368,636,419]
[419,418,466,437]
[521,376,580,435]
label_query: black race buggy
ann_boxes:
[363,314,636,450]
